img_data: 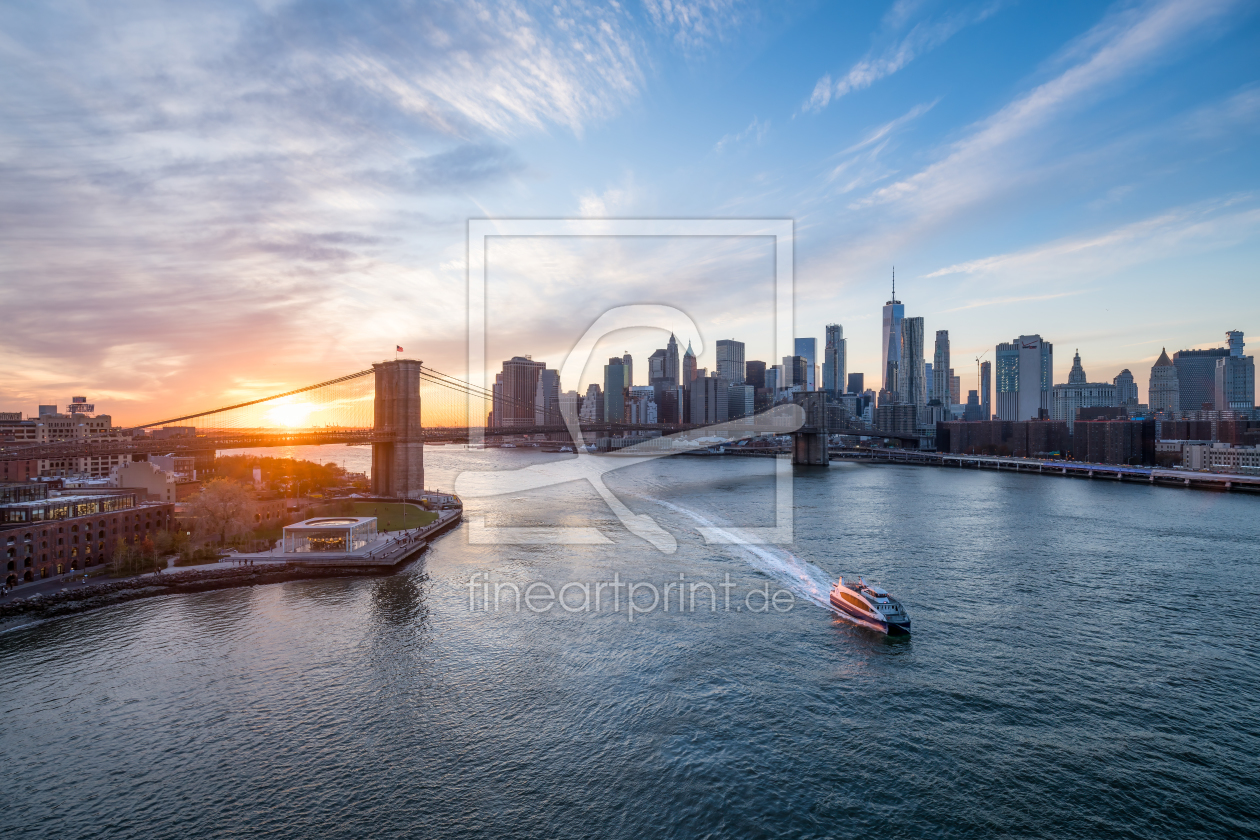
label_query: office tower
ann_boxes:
[1215,331,1254,411]
[1173,345,1229,411]
[847,373,863,395]
[626,386,657,424]
[949,372,961,406]
[964,390,983,421]
[765,366,780,392]
[745,360,767,389]
[580,383,603,422]
[604,357,628,422]
[995,335,1053,421]
[881,270,904,396]
[899,316,926,412]
[499,356,545,426]
[980,361,991,420]
[682,340,697,386]
[663,333,681,387]
[821,324,846,395]
[1148,348,1180,415]
[794,337,817,391]
[1113,369,1139,408]
[783,355,808,388]
[715,339,746,384]
[924,363,933,401]
[727,384,754,419]
[559,390,581,424]
[1051,350,1117,430]
[932,330,950,410]
[490,373,504,427]
[621,352,633,387]
[533,368,560,424]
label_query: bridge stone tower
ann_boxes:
[372,359,424,499]
[791,391,830,466]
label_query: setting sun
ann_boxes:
[264,401,317,428]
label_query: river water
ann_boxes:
[2,449,1258,839]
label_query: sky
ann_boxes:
[1,0,1258,423]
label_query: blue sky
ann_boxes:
[1,0,1257,420]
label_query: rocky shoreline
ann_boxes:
[0,564,410,634]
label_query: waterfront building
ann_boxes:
[745,360,767,389]
[1,485,174,586]
[1073,419,1156,466]
[881,270,904,397]
[875,403,918,436]
[533,368,560,425]
[936,420,1071,459]
[933,331,950,413]
[716,340,746,385]
[1173,345,1229,411]
[1114,369,1139,408]
[794,337,817,391]
[603,358,628,422]
[1215,331,1255,411]
[847,373,863,395]
[980,361,992,420]
[900,317,927,418]
[1052,351,1118,430]
[498,356,546,427]
[1148,348,1180,415]
[821,325,845,395]
[995,335,1053,421]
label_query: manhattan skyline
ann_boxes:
[1,0,1258,423]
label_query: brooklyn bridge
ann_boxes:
[0,360,917,495]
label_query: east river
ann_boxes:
[2,448,1258,839]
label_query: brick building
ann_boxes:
[935,420,1070,458]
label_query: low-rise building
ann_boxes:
[1183,443,1260,474]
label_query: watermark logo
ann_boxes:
[467,572,797,621]
[456,219,799,552]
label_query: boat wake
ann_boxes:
[652,500,849,619]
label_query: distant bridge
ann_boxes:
[1,361,917,493]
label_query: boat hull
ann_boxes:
[829,592,911,635]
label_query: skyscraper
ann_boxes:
[995,335,1053,421]
[621,352,633,387]
[899,316,926,413]
[715,339,746,384]
[1215,331,1255,411]
[932,330,950,409]
[498,356,545,427]
[664,333,680,386]
[604,357,628,422]
[881,270,904,397]
[1051,350,1117,430]
[980,360,991,420]
[745,360,767,389]
[783,355,808,388]
[1148,348,1179,415]
[847,373,864,395]
[949,372,961,406]
[1173,346,1229,411]
[682,340,697,386]
[1113,369,1138,408]
[821,324,846,395]
[533,368,560,424]
[794,337,817,391]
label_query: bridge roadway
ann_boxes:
[832,448,1260,492]
[2,422,915,461]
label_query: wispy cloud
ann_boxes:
[856,0,1240,215]
[927,194,1260,280]
[643,0,752,52]
[715,116,770,153]
[804,3,1001,112]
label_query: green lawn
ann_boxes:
[351,502,438,532]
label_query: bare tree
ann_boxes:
[186,478,256,547]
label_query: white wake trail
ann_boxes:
[653,500,844,616]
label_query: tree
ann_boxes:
[185,478,256,547]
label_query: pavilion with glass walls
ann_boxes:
[281,517,377,553]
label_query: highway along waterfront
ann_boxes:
[1,448,1257,839]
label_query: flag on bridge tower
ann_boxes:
[396,346,404,352]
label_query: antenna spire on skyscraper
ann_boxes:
[892,266,895,301]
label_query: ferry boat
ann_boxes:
[829,577,911,635]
